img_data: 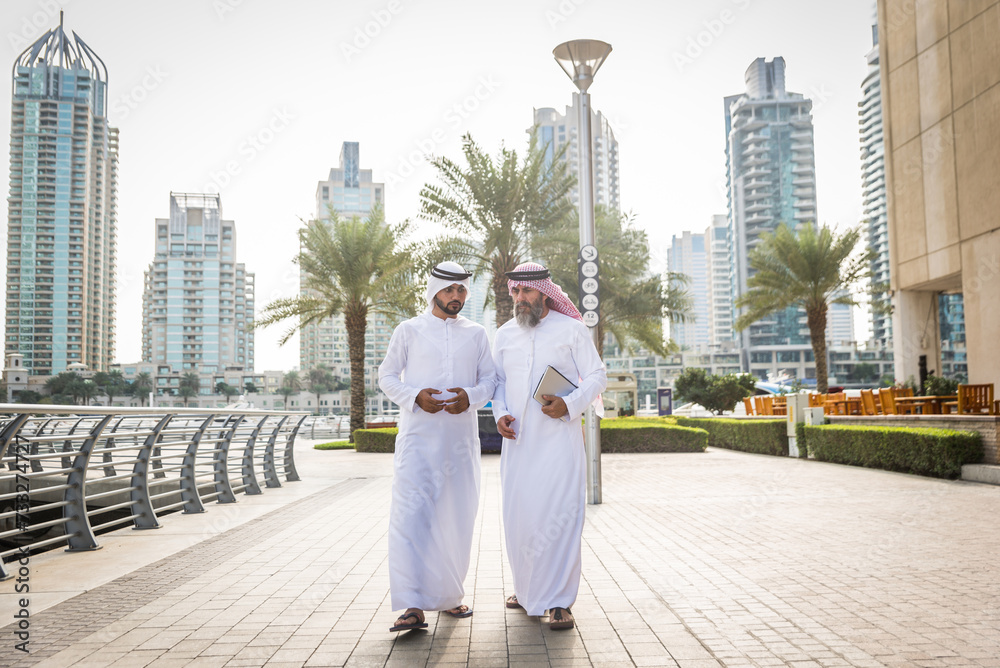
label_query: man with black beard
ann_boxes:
[378,261,497,632]
[491,261,607,630]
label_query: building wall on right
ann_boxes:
[879,0,1000,385]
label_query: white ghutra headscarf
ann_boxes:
[426,261,472,310]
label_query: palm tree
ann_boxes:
[419,131,576,327]
[307,365,335,409]
[94,370,129,406]
[534,207,693,357]
[281,370,303,392]
[256,205,421,440]
[734,223,871,394]
[275,385,297,409]
[177,385,197,407]
[131,372,153,406]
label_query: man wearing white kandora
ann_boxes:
[378,261,497,633]
[492,261,607,630]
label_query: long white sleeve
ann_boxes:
[462,331,497,411]
[562,323,608,422]
[377,324,421,413]
[491,333,510,422]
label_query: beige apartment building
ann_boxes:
[879,0,1000,384]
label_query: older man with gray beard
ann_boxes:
[491,261,607,630]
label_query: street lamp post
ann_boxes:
[553,39,612,505]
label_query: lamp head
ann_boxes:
[553,39,612,93]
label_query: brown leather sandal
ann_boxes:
[549,607,574,630]
[505,595,523,609]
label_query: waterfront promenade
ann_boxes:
[3,441,1000,667]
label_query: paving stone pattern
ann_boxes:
[4,447,1000,667]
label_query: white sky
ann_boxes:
[1,0,876,372]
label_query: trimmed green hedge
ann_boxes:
[354,428,398,453]
[314,440,354,450]
[675,417,787,456]
[600,418,707,453]
[352,419,707,454]
[801,424,982,479]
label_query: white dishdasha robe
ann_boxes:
[378,311,496,612]
[491,310,607,616]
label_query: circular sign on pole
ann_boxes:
[582,293,599,310]
[580,244,598,262]
[581,277,598,294]
[580,261,598,278]
[582,310,599,327]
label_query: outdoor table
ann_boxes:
[893,395,958,415]
[826,397,862,415]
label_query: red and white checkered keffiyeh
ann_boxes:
[506,262,583,322]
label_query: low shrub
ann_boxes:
[314,440,354,450]
[801,424,982,479]
[600,418,707,453]
[354,428,398,453]
[676,417,787,456]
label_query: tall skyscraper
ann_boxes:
[302,142,388,411]
[141,193,255,372]
[667,231,710,351]
[859,5,891,348]
[725,57,818,368]
[532,95,620,211]
[706,214,734,347]
[4,15,118,375]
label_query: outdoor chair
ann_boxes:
[808,393,824,408]
[860,389,878,416]
[772,395,787,416]
[825,392,847,416]
[956,383,995,415]
[761,395,775,416]
[878,388,898,415]
[754,395,766,416]
[743,396,754,415]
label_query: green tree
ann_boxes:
[13,390,42,404]
[674,367,757,415]
[94,370,129,406]
[69,378,99,406]
[275,385,297,408]
[419,131,576,327]
[734,223,870,394]
[131,372,154,406]
[244,381,258,394]
[534,207,693,357]
[44,371,79,404]
[307,365,335,409]
[847,362,879,384]
[177,385,197,406]
[256,206,421,440]
[215,381,239,404]
[281,370,303,392]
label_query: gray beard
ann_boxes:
[515,300,544,328]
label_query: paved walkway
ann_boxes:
[4,442,1000,668]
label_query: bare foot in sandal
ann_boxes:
[389,608,427,632]
[549,607,574,630]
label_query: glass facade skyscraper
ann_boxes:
[668,231,710,351]
[302,142,388,412]
[141,193,254,373]
[725,57,818,368]
[532,95,620,211]
[4,16,118,375]
[859,10,892,348]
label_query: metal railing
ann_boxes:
[0,404,307,580]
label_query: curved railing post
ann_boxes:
[103,416,127,477]
[0,415,29,580]
[181,414,214,514]
[241,416,268,496]
[263,416,287,488]
[213,415,243,504]
[284,416,305,482]
[130,414,174,530]
[0,413,30,466]
[65,415,114,552]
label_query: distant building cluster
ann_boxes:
[5,2,994,410]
